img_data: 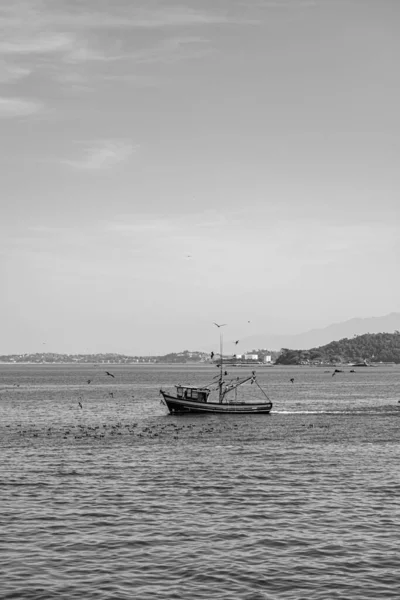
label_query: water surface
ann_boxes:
[1,364,400,599]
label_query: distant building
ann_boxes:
[264,355,272,363]
[244,353,258,361]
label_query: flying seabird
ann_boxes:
[105,371,115,378]
[234,340,239,345]
[213,322,227,328]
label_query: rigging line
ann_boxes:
[254,378,271,402]
[197,372,221,388]
[202,374,221,388]
[226,375,254,389]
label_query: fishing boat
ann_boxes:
[159,328,273,415]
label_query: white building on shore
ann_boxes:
[244,353,258,361]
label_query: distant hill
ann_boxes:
[275,332,400,365]
[241,313,400,351]
[0,350,210,364]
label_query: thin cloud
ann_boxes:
[64,140,137,171]
[63,36,210,65]
[0,2,254,34]
[5,213,398,302]
[64,42,130,65]
[107,218,177,235]
[0,96,43,118]
[235,0,318,7]
[9,3,255,30]
[127,37,211,65]
[0,61,31,83]
[104,209,231,234]
[102,210,400,269]
[0,2,256,93]
[0,33,75,55]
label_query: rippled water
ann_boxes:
[1,364,400,599]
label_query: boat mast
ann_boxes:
[213,322,227,403]
[219,329,223,403]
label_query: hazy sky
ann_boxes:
[1,0,399,355]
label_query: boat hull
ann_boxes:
[160,392,272,415]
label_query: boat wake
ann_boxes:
[275,407,400,415]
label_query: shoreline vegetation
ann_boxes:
[1,333,399,366]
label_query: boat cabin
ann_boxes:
[175,385,210,403]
